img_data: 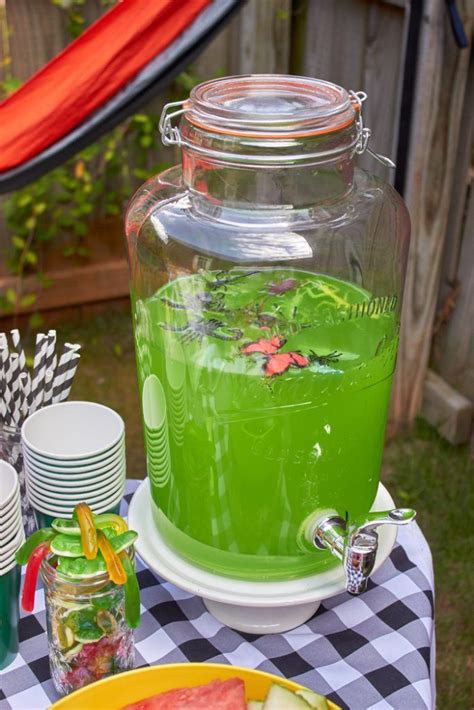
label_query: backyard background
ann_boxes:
[0,0,473,707]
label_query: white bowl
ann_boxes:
[0,461,19,510]
[28,485,125,518]
[1,518,24,553]
[24,451,126,483]
[22,401,124,460]
[23,436,125,470]
[26,469,125,500]
[0,526,25,562]
[25,462,125,490]
[0,499,22,536]
[0,557,20,576]
[0,488,21,525]
[27,471,124,503]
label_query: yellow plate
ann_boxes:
[50,663,341,709]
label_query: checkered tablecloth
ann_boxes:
[0,480,435,710]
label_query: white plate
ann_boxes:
[22,401,124,460]
[0,495,21,531]
[129,479,398,634]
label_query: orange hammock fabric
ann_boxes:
[0,0,211,173]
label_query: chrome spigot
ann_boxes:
[313,508,416,594]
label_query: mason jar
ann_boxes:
[125,75,410,582]
[40,557,134,695]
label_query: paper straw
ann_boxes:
[52,343,81,403]
[8,353,22,424]
[57,353,80,403]
[31,333,48,413]
[0,332,8,354]
[42,369,55,406]
[0,372,8,423]
[10,329,27,373]
[44,330,57,373]
[19,372,31,421]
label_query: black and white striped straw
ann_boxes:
[11,329,27,373]
[52,343,81,404]
[31,333,48,413]
[57,353,81,404]
[44,330,57,374]
[0,330,81,428]
[42,368,55,407]
[19,372,31,423]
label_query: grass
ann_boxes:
[52,307,473,707]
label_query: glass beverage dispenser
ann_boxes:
[125,76,413,586]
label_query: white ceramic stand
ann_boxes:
[203,599,321,634]
[129,480,397,634]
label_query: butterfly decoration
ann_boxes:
[240,335,310,377]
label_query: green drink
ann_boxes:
[133,268,398,581]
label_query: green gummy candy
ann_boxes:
[51,534,84,557]
[51,518,81,536]
[110,530,138,554]
[58,555,107,578]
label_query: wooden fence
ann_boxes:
[0,0,473,438]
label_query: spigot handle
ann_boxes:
[348,508,416,539]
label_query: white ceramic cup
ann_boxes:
[22,401,124,461]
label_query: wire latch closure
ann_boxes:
[159,92,396,168]
[350,91,396,168]
[159,100,186,146]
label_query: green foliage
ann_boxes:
[3,112,167,288]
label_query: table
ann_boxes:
[0,480,435,710]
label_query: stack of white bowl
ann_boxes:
[22,402,126,525]
[0,461,25,575]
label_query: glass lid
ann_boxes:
[185,74,358,138]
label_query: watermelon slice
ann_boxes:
[123,678,246,710]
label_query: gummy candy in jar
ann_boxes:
[16,504,140,695]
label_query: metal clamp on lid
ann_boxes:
[349,90,396,168]
[159,100,187,146]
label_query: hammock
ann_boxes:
[0,0,244,194]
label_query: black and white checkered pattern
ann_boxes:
[0,480,435,710]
